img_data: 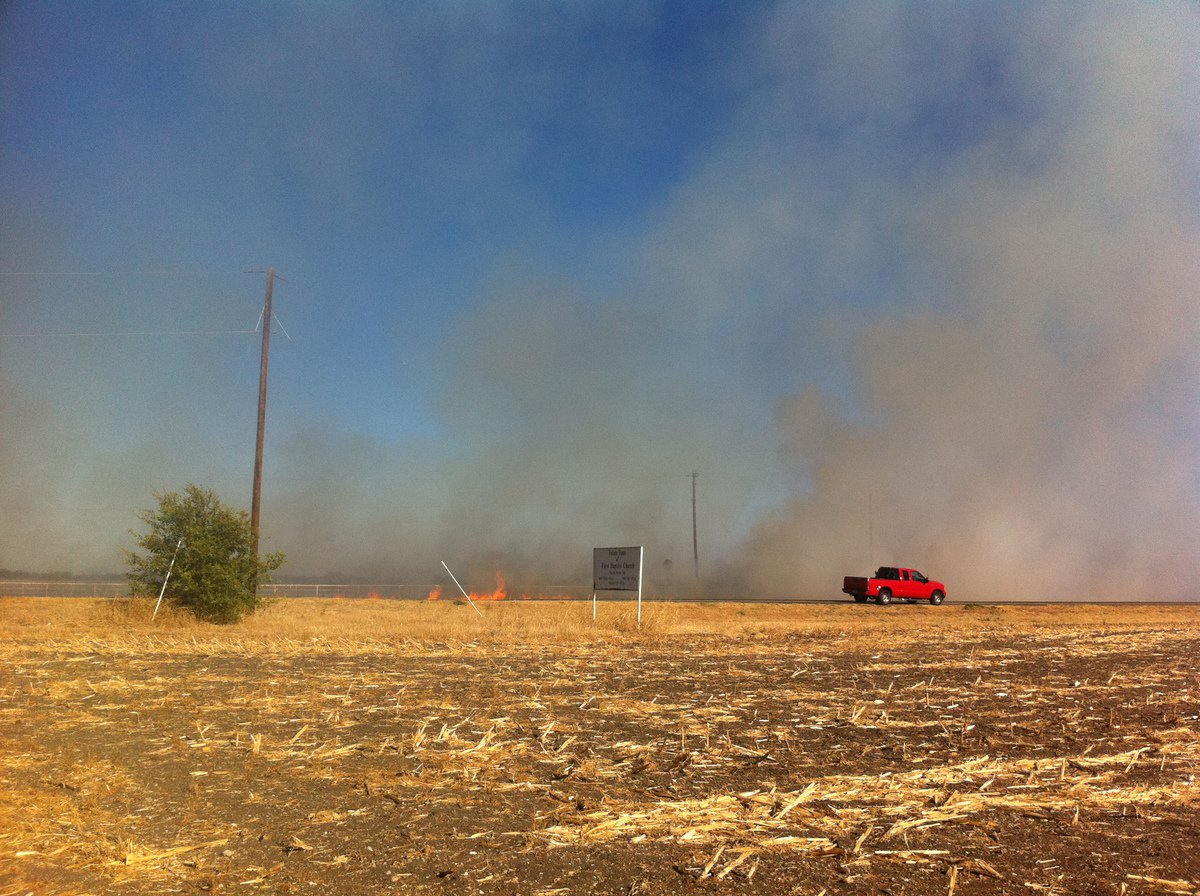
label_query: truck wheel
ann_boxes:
[853,594,868,603]
[876,588,892,606]
[930,591,945,605]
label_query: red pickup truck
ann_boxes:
[842,567,946,605]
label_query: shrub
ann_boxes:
[126,485,284,624]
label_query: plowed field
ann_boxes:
[2,600,1197,895]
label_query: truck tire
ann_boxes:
[853,594,868,603]
[930,591,945,605]
[876,588,892,606]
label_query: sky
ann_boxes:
[1,1,1198,600]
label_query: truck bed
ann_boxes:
[842,576,868,595]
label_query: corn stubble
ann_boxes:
[0,598,1197,895]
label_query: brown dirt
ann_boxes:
[1,600,1198,895]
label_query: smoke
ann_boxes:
[1,3,1197,600]
[721,4,1200,599]
[265,271,780,591]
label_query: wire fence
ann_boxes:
[0,581,131,598]
[0,581,600,600]
[259,583,436,601]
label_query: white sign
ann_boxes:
[593,546,643,592]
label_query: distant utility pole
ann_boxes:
[250,267,275,562]
[868,491,873,561]
[690,469,699,580]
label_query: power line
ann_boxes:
[0,270,237,277]
[0,329,258,338]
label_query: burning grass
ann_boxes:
[1,599,1197,895]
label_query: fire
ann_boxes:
[429,572,508,602]
[427,573,591,603]
[469,571,507,602]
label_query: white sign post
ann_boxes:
[593,546,644,626]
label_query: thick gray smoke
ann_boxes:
[1,4,1196,600]
[723,5,1200,599]
[390,4,1200,600]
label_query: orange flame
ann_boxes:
[469,571,507,602]
[429,577,592,602]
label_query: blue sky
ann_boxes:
[2,2,1198,599]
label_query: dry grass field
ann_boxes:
[1,598,1197,896]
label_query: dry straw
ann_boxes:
[1,598,1196,893]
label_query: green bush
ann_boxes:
[126,485,284,624]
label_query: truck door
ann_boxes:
[909,571,930,598]
[897,570,916,599]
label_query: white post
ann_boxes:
[592,591,597,621]
[440,561,483,617]
[151,538,184,621]
[637,546,644,627]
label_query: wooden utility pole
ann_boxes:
[868,491,874,561]
[250,267,275,561]
[690,469,699,579]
